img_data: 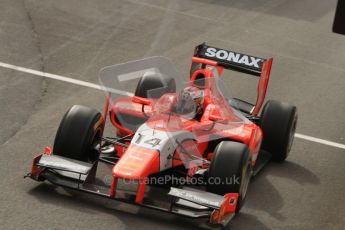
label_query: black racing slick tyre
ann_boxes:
[260,100,298,162]
[206,141,252,212]
[135,71,176,99]
[53,105,104,162]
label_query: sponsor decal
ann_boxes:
[170,188,221,208]
[201,46,264,69]
[128,155,144,161]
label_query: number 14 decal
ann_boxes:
[144,138,161,147]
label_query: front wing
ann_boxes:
[26,149,239,226]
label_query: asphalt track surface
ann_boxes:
[0,0,344,229]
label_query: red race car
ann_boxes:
[26,43,297,227]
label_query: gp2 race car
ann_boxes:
[26,43,298,227]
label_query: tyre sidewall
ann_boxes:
[53,105,104,162]
[207,141,251,212]
[261,100,297,161]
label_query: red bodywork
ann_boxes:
[105,57,270,214]
[29,54,273,225]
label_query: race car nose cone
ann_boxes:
[112,145,160,180]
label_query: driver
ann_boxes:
[175,86,204,120]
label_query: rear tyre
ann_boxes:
[53,105,104,162]
[260,100,298,162]
[135,72,176,99]
[206,141,252,212]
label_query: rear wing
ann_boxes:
[193,43,267,76]
[191,43,273,116]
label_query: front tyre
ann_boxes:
[206,141,252,212]
[53,105,104,162]
[260,100,298,162]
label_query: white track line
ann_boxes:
[294,133,345,150]
[1,61,344,150]
[0,62,133,96]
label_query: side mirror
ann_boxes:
[132,96,151,106]
[208,114,222,122]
